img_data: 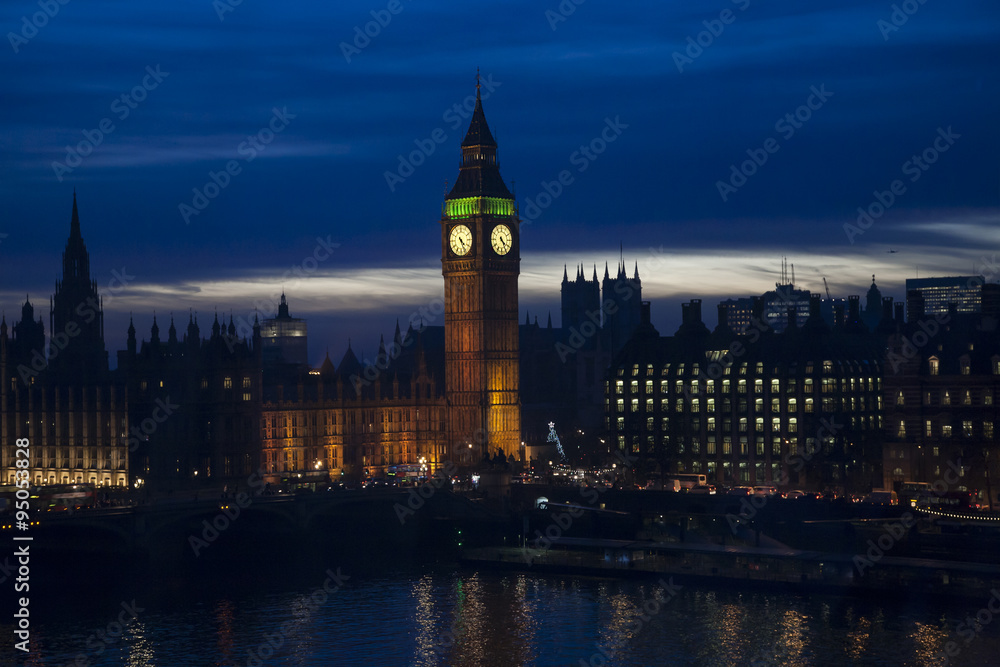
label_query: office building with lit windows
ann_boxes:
[882,298,1000,507]
[905,276,984,318]
[606,295,887,492]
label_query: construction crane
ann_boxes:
[823,277,831,299]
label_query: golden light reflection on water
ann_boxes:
[124,620,155,667]
[909,621,951,667]
[846,616,871,661]
[775,609,809,666]
[411,573,440,664]
[214,599,235,665]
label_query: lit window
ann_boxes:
[942,425,952,438]
[925,420,933,437]
[929,357,939,376]
[243,377,251,388]
[224,376,233,389]
[942,391,951,406]
[896,391,904,406]
[963,420,973,437]
[897,420,906,438]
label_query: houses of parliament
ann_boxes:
[0,87,641,489]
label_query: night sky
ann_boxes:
[2,0,998,367]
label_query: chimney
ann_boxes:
[881,296,894,323]
[680,302,690,326]
[641,301,651,325]
[751,296,765,325]
[983,283,1000,318]
[906,289,925,323]
[717,303,729,328]
[690,299,703,326]
[848,295,861,325]
[894,302,904,324]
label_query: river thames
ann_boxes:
[7,557,1000,667]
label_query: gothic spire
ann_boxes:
[71,189,81,240]
[446,74,511,200]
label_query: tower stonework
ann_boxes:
[441,80,521,460]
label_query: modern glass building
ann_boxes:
[905,276,984,317]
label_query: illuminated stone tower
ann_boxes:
[441,77,521,460]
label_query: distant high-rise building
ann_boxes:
[261,293,308,366]
[761,283,811,332]
[905,276,984,318]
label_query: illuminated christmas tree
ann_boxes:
[547,421,567,463]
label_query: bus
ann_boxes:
[916,490,980,514]
[899,481,932,508]
[667,474,708,490]
[30,484,96,511]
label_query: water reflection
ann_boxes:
[10,567,1000,666]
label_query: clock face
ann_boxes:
[491,224,512,255]
[449,225,472,256]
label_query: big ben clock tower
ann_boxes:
[442,77,521,461]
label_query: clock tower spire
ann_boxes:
[441,77,521,460]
